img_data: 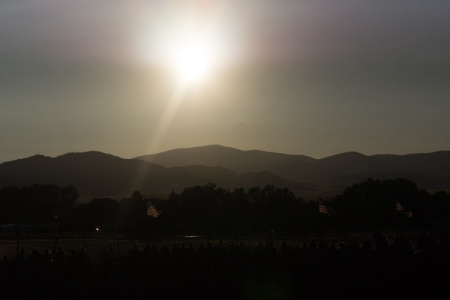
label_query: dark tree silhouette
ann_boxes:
[60,185,79,213]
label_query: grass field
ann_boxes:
[1,230,432,263]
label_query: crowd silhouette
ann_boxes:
[1,232,449,300]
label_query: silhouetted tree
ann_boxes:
[59,185,79,214]
[131,190,144,202]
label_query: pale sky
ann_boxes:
[1,0,450,163]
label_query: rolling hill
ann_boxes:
[0,151,310,198]
[135,145,314,173]
[136,145,450,191]
[2,146,449,200]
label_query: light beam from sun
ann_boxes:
[127,79,188,193]
[148,81,188,154]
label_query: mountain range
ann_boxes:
[1,145,449,199]
[137,145,450,189]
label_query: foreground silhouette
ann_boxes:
[1,233,449,300]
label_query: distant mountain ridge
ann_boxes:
[135,145,315,173]
[0,150,309,197]
[1,146,449,199]
[136,145,450,191]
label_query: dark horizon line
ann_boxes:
[2,144,450,165]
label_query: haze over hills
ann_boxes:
[137,145,450,191]
[135,145,315,173]
[1,146,449,200]
[0,151,309,198]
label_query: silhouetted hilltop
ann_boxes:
[0,151,307,197]
[136,146,450,191]
[135,145,314,173]
[2,147,449,198]
[0,152,162,196]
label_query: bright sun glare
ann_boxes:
[136,3,237,87]
[175,42,212,83]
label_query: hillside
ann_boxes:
[2,146,449,199]
[0,151,309,197]
[135,145,314,173]
[136,146,450,191]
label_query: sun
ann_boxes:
[176,44,211,83]
[136,22,229,85]
[174,41,214,84]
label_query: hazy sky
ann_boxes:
[1,0,450,162]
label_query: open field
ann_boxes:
[0,230,436,262]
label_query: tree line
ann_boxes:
[1,179,449,235]
[0,184,78,224]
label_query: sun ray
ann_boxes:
[128,80,188,193]
[147,81,188,153]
